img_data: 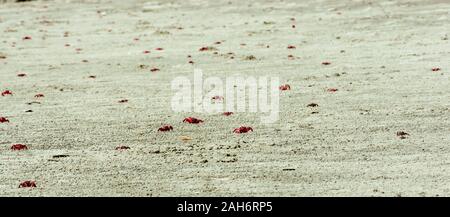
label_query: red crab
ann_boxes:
[19,181,36,188]
[158,125,173,132]
[223,112,233,116]
[279,84,291,91]
[22,36,32,40]
[327,88,338,92]
[34,93,45,98]
[322,61,331,65]
[17,73,27,77]
[143,50,151,54]
[233,126,253,134]
[155,48,164,51]
[1,90,13,96]
[199,47,211,51]
[431,67,441,71]
[11,144,28,151]
[0,117,9,123]
[183,117,203,124]
[150,67,160,72]
[396,131,409,139]
[212,95,224,100]
[115,146,130,150]
[287,45,296,49]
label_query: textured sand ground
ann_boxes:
[0,0,449,196]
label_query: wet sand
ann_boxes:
[0,0,449,196]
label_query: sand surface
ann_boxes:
[0,0,449,196]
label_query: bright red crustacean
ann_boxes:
[19,181,36,188]
[212,96,224,101]
[158,125,173,132]
[35,93,45,98]
[279,84,291,91]
[233,126,253,134]
[150,68,160,72]
[431,67,441,71]
[396,131,409,139]
[199,47,209,51]
[183,117,203,124]
[287,45,296,49]
[1,90,13,96]
[327,88,338,92]
[223,112,233,116]
[0,117,9,123]
[11,144,28,151]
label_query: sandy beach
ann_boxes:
[0,0,449,196]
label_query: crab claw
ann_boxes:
[158,125,173,132]
[233,126,253,134]
[183,117,203,124]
